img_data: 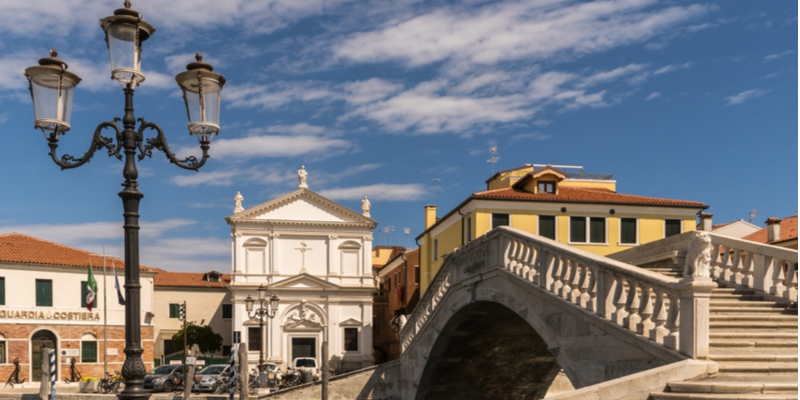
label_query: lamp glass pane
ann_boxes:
[31,77,59,124]
[184,89,201,124]
[108,23,136,71]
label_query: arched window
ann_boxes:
[81,333,98,363]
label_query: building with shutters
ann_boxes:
[226,169,379,372]
[416,164,709,293]
[0,233,156,384]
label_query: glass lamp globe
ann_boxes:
[23,49,82,134]
[99,1,155,88]
[175,53,226,143]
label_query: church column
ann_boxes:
[327,235,337,277]
[269,232,279,278]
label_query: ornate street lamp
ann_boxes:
[22,2,224,400]
[245,286,279,381]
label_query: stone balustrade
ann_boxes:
[401,227,721,359]
[707,233,798,301]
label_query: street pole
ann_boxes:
[321,325,328,400]
[103,246,108,380]
[183,300,188,370]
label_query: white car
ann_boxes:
[291,358,319,379]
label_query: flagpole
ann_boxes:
[103,247,108,380]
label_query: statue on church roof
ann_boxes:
[361,195,371,218]
[298,165,309,189]
[234,191,244,213]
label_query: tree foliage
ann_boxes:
[172,322,223,357]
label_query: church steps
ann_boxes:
[665,376,798,394]
[715,361,798,375]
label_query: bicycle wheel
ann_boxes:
[192,383,201,395]
[113,380,125,394]
[98,381,112,394]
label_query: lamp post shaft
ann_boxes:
[118,86,149,400]
[259,304,265,373]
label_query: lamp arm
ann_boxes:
[137,118,210,171]
[47,119,123,170]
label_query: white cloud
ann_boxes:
[646,91,662,100]
[726,89,769,105]
[578,63,648,87]
[510,132,549,142]
[333,1,710,68]
[764,50,794,61]
[319,183,426,201]
[173,131,352,163]
[653,62,692,75]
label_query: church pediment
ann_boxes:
[339,318,362,327]
[269,273,341,290]
[284,319,323,330]
[226,189,376,227]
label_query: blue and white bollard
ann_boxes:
[229,349,236,400]
[49,350,56,400]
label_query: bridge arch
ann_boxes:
[415,300,566,400]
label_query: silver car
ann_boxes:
[143,364,183,392]
[194,364,228,392]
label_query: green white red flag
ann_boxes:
[86,263,98,311]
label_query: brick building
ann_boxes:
[373,247,420,362]
[0,233,156,384]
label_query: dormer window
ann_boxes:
[538,181,556,194]
[203,270,222,283]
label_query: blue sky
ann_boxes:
[0,0,796,272]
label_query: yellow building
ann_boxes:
[417,164,708,293]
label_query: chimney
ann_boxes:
[765,217,781,242]
[424,205,437,229]
[699,212,713,232]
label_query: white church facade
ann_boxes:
[226,168,379,371]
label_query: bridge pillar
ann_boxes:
[677,278,717,359]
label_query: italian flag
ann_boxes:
[86,263,98,311]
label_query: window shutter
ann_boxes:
[36,280,52,307]
[570,217,586,243]
[81,341,97,363]
[0,277,5,306]
[492,214,510,229]
[621,218,637,244]
[665,220,682,237]
[81,281,88,308]
[539,216,556,240]
[590,218,606,243]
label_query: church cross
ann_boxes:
[295,241,313,274]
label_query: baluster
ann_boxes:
[517,244,529,275]
[584,267,597,311]
[522,245,536,282]
[741,251,754,288]
[596,270,615,319]
[663,294,679,350]
[709,243,722,279]
[784,262,798,301]
[575,264,590,307]
[731,249,744,284]
[771,258,787,297]
[623,281,641,332]
[506,240,519,271]
[721,247,734,282]
[540,249,556,290]
[550,254,564,294]
[560,259,574,299]
[649,291,669,343]
[611,276,629,325]
[636,286,655,337]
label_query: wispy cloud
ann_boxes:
[764,50,794,61]
[510,132,549,142]
[646,92,662,101]
[319,183,426,201]
[653,62,693,75]
[726,88,769,105]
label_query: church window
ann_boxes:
[339,241,361,276]
[344,328,358,351]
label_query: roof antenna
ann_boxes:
[487,146,500,174]
[748,209,763,224]
[432,178,441,205]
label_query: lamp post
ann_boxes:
[245,286,279,382]
[22,3,225,400]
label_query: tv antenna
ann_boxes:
[748,209,763,224]
[403,227,416,247]
[487,146,500,174]
[384,226,395,245]
[432,178,441,205]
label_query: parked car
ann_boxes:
[194,364,228,392]
[143,364,183,392]
[291,358,319,379]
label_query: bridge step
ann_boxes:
[710,332,798,339]
[665,376,798,394]
[651,393,799,399]
[710,314,798,322]
[710,300,791,308]
[710,307,793,314]
[709,321,797,332]
[717,362,799,375]
[709,338,798,348]
[710,351,798,362]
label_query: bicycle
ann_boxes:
[63,359,82,384]
[172,375,201,395]
[98,371,125,394]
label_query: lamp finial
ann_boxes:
[50,48,57,58]
[124,0,131,8]
[195,52,203,62]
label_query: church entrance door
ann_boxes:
[291,337,316,362]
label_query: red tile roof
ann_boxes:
[741,216,798,244]
[0,232,153,271]
[154,271,231,288]
[472,186,707,208]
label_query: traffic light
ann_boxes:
[179,303,186,321]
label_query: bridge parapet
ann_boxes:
[401,227,735,360]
